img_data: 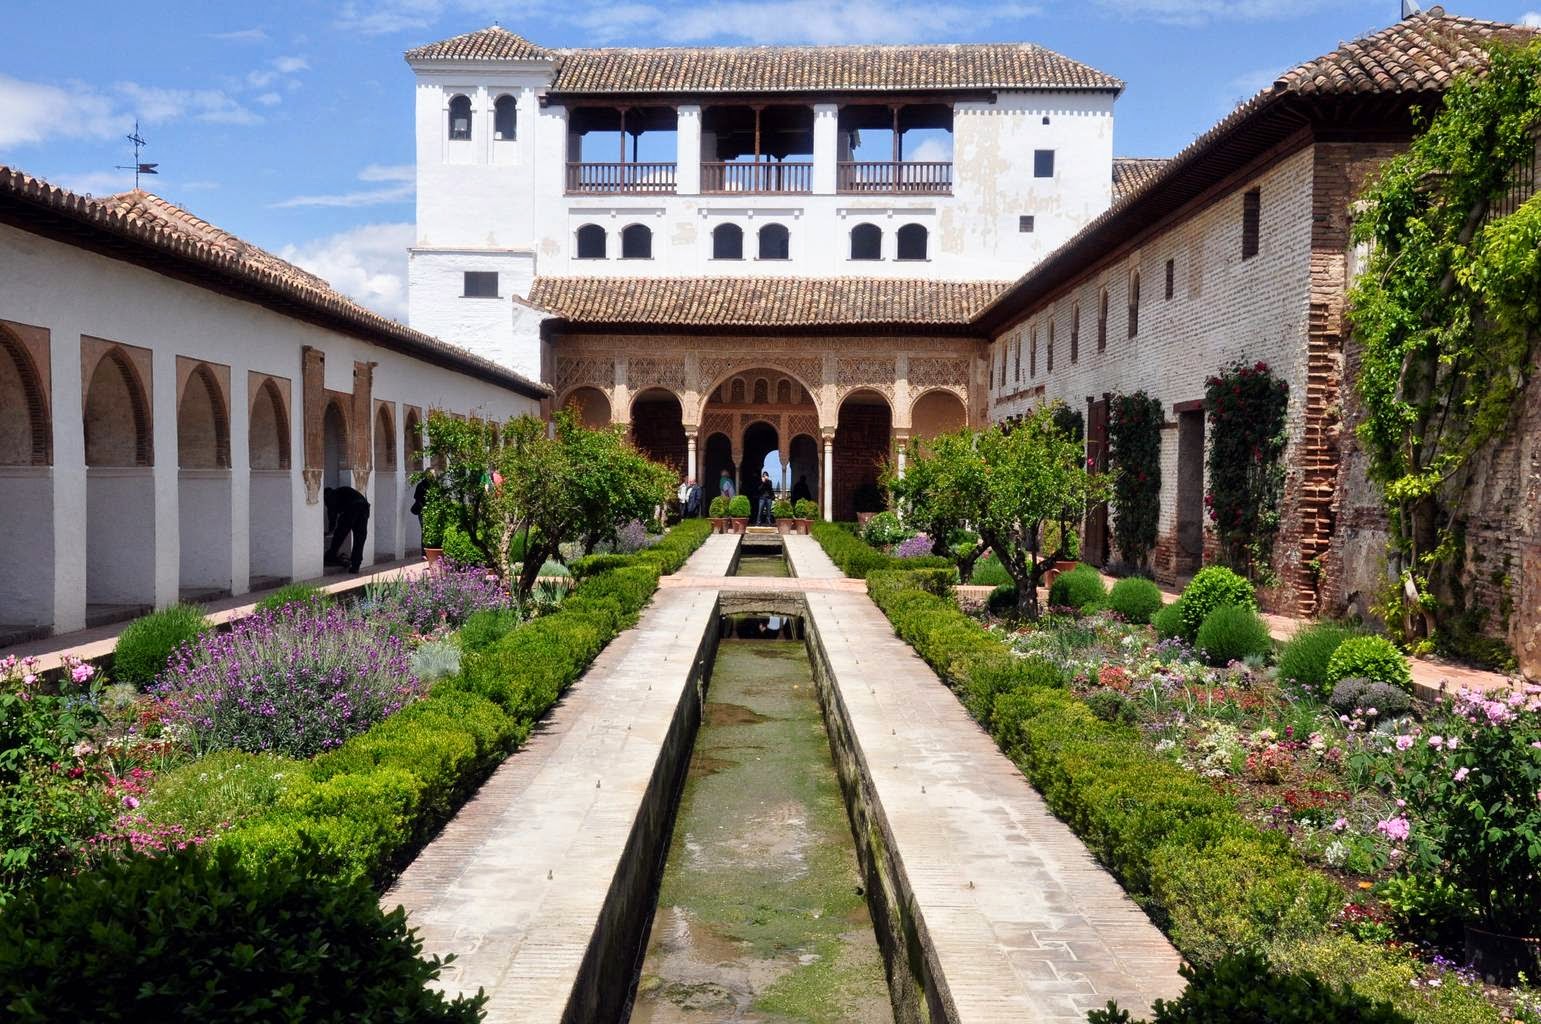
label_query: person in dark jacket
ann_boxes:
[790,474,812,504]
[756,471,775,525]
[684,477,702,517]
[324,485,371,573]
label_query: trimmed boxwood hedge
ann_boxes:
[209,519,714,887]
[863,568,1494,1024]
[811,521,953,579]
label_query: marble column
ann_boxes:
[822,436,834,521]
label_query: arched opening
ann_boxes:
[910,389,967,445]
[177,363,232,601]
[621,223,653,260]
[788,434,819,511]
[712,223,744,260]
[0,328,53,636]
[758,223,789,260]
[374,405,398,564]
[730,378,746,403]
[775,378,792,404]
[494,94,517,140]
[448,94,472,140]
[564,386,612,427]
[576,224,607,260]
[84,347,154,622]
[702,433,734,503]
[405,409,424,472]
[850,223,882,261]
[403,408,425,553]
[739,420,779,510]
[323,400,350,489]
[1128,271,1141,338]
[1098,288,1109,351]
[630,388,685,475]
[248,378,292,590]
[753,377,769,404]
[835,390,891,521]
[896,223,928,261]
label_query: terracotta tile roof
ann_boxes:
[407,27,1122,94]
[0,167,548,398]
[404,26,556,62]
[528,276,1008,328]
[1112,158,1169,201]
[974,9,1540,334]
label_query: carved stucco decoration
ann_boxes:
[908,356,970,393]
[698,355,823,397]
[786,412,820,440]
[836,357,896,402]
[553,356,613,398]
[700,410,734,440]
[627,357,686,394]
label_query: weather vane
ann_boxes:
[114,121,159,190]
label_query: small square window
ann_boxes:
[1033,149,1055,178]
[1242,188,1261,260]
[1041,116,1050,125]
[1019,215,1035,233]
[463,271,499,298]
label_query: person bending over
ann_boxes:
[324,485,371,573]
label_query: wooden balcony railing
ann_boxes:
[700,161,813,194]
[837,161,952,194]
[566,162,677,194]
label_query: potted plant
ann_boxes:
[727,494,751,533]
[419,488,449,565]
[794,498,818,534]
[771,498,795,534]
[708,495,728,534]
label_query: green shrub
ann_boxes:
[1153,598,1188,640]
[142,749,295,836]
[794,499,819,520]
[812,521,951,579]
[112,603,213,687]
[969,553,1012,586]
[1277,622,1356,692]
[1084,689,1138,726]
[1088,950,1411,1024]
[771,498,794,520]
[1270,934,1501,1024]
[458,608,520,651]
[862,510,910,546]
[0,847,484,1023]
[708,495,728,517]
[252,582,330,615]
[409,640,462,683]
[1048,564,1106,612]
[1107,577,1164,624]
[441,522,488,567]
[1327,678,1412,721]
[1180,566,1257,638]
[727,494,751,519]
[1326,635,1412,691]
[1195,604,1274,666]
[987,582,1019,616]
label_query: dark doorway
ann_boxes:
[630,389,686,475]
[740,421,779,499]
[1176,408,1205,574]
[703,433,733,501]
[1085,396,1109,566]
[834,391,891,521]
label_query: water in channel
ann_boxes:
[734,550,791,578]
[628,628,893,1024]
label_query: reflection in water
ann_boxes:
[734,552,790,578]
[628,638,893,1024]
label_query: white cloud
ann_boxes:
[255,91,283,107]
[277,223,415,321]
[117,82,261,126]
[1522,11,1541,27]
[335,0,460,35]
[272,56,310,74]
[271,165,415,208]
[908,137,953,163]
[0,74,124,147]
[51,169,138,196]
[209,27,268,42]
[1090,0,1331,25]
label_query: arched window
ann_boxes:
[776,379,791,404]
[1070,302,1080,364]
[1097,289,1109,352]
[758,223,789,260]
[1128,271,1141,338]
[896,223,928,261]
[730,378,746,403]
[850,223,882,261]
[712,223,743,260]
[448,94,472,141]
[753,378,768,404]
[621,224,652,259]
[576,224,606,259]
[493,95,517,140]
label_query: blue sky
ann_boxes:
[2,0,1538,320]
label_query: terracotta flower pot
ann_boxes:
[796,518,812,535]
[775,517,795,535]
[423,547,444,566]
[709,517,725,534]
[1056,559,1079,573]
[731,517,749,534]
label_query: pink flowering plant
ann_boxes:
[1389,685,1541,934]
[154,605,421,759]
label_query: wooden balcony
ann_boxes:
[566,162,677,194]
[700,161,813,194]
[837,161,952,194]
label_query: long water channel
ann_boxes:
[627,542,895,1024]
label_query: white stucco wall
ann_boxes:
[988,144,1317,553]
[0,222,541,637]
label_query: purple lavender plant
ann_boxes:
[366,560,512,635]
[613,519,651,554]
[893,533,934,559]
[155,605,420,758]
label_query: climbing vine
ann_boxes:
[1205,361,1288,582]
[1108,391,1163,570]
[1349,41,1541,646]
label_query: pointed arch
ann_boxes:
[84,345,152,467]
[248,376,290,471]
[177,362,231,469]
[0,324,50,466]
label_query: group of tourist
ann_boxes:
[674,468,813,524]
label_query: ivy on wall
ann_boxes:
[1108,391,1163,570]
[1205,361,1288,582]
[1348,41,1541,648]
